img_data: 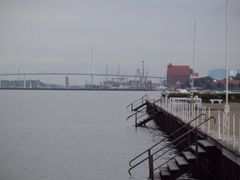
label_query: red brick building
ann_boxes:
[167,63,192,89]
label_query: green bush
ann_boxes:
[168,93,240,103]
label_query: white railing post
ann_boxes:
[196,105,200,127]
[191,104,194,127]
[207,107,211,134]
[184,103,187,123]
[233,114,236,150]
[227,115,230,145]
[218,110,221,140]
[239,118,240,153]
[188,104,191,123]
[193,104,196,127]
[201,106,206,132]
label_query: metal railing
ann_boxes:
[128,113,206,175]
[153,116,216,172]
[128,115,216,180]
[126,98,163,127]
[156,98,240,154]
[126,94,147,111]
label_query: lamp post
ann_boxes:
[224,0,230,114]
[223,0,230,143]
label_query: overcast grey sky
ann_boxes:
[0,0,239,77]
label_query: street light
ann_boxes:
[223,0,230,143]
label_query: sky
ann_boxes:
[0,0,240,78]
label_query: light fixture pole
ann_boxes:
[223,0,230,143]
[224,0,230,115]
[191,18,196,91]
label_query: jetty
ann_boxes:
[127,95,240,180]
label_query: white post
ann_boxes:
[202,106,205,132]
[181,103,183,120]
[200,106,203,132]
[227,114,230,145]
[196,105,200,127]
[239,118,240,153]
[184,103,185,122]
[193,104,195,127]
[233,114,235,150]
[91,47,95,86]
[218,110,221,140]
[207,108,211,134]
[189,104,191,123]
[191,104,194,127]
[186,103,188,122]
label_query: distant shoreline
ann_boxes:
[0,88,157,91]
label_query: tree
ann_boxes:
[233,73,240,80]
[194,76,215,90]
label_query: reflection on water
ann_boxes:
[0,90,175,180]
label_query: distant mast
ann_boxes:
[191,18,196,91]
[91,47,95,86]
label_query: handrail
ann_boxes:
[152,136,189,162]
[126,94,147,109]
[152,116,216,172]
[128,113,206,175]
[126,107,147,120]
[128,115,216,176]
[129,113,205,167]
[153,139,199,172]
[128,137,189,176]
[128,136,189,176]
[126,98,162,120]
[136,111,148,120]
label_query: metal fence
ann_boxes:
[151,97,240,154]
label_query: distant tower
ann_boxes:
[117,64,120,82]
[141,61,145,87]
[105,65,108,81]
[24,74,26,88]
[91,47,95,85]
[65,76,69,87]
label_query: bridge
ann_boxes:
[0,72,165,80]
[0,72,166,89]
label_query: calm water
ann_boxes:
[0,90,171,180]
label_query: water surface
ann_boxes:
[0,90,168,180]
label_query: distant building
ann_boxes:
[208,69,240,80]
[167,63,191,89]
[0,80,45,88]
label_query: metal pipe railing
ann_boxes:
[126,94,147,110]
[129,116,215,178]
[152,116,216,167]
[128,114,206,175]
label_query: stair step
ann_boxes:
[182,151,196,161]
[167,160,180,172]
[190,145,206,154]
[198,140,215,149]
[136,117,153,126]
[159,167,171,177]
[175,156,189,167]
